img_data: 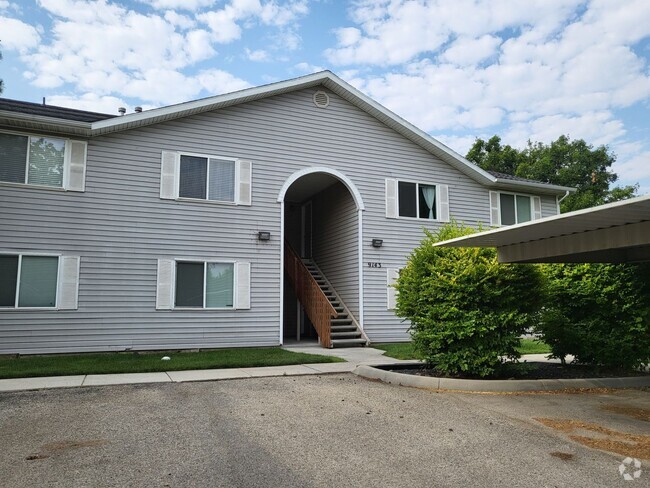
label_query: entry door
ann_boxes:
[301,201,313,259]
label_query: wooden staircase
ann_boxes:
[284,241,367,348]
[302,259,368,348]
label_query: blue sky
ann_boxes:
[1,0,649,194]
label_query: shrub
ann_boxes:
[537,263,650,369]
[395,222,544,377]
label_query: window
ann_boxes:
[179,155,235,202]
[0,132,87,191]
[175,261,234,308]
[0,255,59,308]
[160,151,251,205]
[386,179,449,222]
[398,181,437,219]
[490,191,541,226]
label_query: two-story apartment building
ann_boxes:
[0,71,573,354]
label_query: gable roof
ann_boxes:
[0,71,573,195]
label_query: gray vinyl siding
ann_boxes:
[0,85,561,353]
[311,182,359,317]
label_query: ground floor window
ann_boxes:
[175,261,234,308]
[0,254,59,308]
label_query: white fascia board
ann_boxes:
[491,178,576,195]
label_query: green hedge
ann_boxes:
[537,263,650,369]
[395,223,543,377]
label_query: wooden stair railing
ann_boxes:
[284,241,338,348]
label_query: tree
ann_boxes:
[466,135,637,212]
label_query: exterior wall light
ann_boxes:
[258,231,271,241]
[371,239,383,248]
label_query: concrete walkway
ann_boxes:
[0,345,414,393]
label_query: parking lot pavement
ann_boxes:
[0,374,646,488]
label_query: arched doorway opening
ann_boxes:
[278,167,366,347]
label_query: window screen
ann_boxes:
[0,255,19,307]
[500,193,516,225]
[28,137,65,187]
[179,156,207,199]
[516,195,532,223]
[0,133,28,184]
[175,262,204,307]
[18,256,58,307]
[205,263,233,308]
[208,159,235,202]
[398,182,417,217]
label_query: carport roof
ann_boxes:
[434,194,650,263]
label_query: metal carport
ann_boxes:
[435,195,650,263]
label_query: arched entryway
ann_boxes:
[278,167,366,347]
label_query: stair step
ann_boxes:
[331,338,367,348]
[331,318,353,325]
[331,325,357,331]
[331,331,362,339]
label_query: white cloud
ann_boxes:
[197,0,308,44]
[164,10,196,29]
[143,0,215,11]
[0,16,41,52]
[46,93,131,114]
[294,62,325,74]
[195,68,251,94]
[440,35,501,66]
[245,48,269,61]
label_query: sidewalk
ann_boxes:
[0,345,414,393]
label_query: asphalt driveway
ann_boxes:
[0,374,647,487]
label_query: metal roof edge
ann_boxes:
[491,178,576,195]
[0,111,92,137]
[433,193,650,247]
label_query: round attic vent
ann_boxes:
[313,90,330,108]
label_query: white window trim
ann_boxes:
[172,258,237,310]
[176,151,238,204]
[496,191,534,226]
[0,130,74,191]
[0,252,61,310]
[396,178,442,221]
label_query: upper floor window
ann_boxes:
[0,132,87,191]
[489,191,542,226]
[385,178,450,222]
[160,150,251,206]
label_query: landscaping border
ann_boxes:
[353,363,650,392]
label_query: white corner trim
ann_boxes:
[277,166,365,210]
[358,207,364,329]
[279,200,285,345]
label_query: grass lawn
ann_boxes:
[374,338,551,360]
[0,347,344,379]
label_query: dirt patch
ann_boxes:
[536,418,650,460]
[41,439,109,452]
[550,451,574,461]
[26,439,109,461]
[428,387,644,396]
[601,404,650,422]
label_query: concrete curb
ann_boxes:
[352,364,650,392]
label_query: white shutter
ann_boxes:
[156,259,174,310]
[235,261,251,310]
[385,178,398,218]
[236,159,252,206]
[532,196,542,220]
[58,256,80,310]
[64,140,87,192]
[437,184,450,222]
[160,151,178,200]
[489,191,500,226]
[387,268,399,310]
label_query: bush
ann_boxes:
[395,222,544,377]
[537,263,650,369]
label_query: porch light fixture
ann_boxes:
[258,231,271,241]
[371,239,383,248]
